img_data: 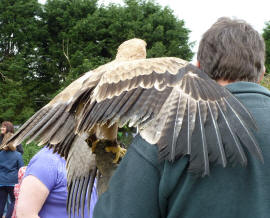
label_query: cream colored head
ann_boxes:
[115,38,147,61]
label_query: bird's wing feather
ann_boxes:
[141,64,263,175]
[66,135,97,218]
[76,57,187,132]
[91,57,187,101]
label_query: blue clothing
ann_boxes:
[0,150,24,186]
[25,147,97,218]
[94,82,270,218]
[0,186,15,218]
[0,149,23,218]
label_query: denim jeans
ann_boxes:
[0,186,15,218]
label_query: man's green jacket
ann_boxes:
[94,82,270,218]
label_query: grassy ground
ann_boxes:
[22,141,42,165]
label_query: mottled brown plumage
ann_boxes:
[2,38,263,218]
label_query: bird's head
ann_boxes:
[116,38,147,61]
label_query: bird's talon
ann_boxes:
[105,145,126,163]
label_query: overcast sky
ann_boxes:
[39,0,270,62]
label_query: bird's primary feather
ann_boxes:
[66,135,97,218]
[206,101,227,167]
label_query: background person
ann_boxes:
[16,147,98,218]
[11,166,26,218]
[0,121,24,218]
[93,17,270,218]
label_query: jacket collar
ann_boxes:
[225,81,270,98]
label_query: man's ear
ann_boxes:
[196,61,200,68]
[258,66,265,83]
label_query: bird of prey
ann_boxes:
[3,38,263,217]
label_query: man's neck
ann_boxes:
[216,79,233,86]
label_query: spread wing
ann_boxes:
[3,55,264,217]
[75,61,263,176]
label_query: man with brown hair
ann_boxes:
[94,17,270,218]
[197,17,265,84]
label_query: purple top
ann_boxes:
[24,147,97,218]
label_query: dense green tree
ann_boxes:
[263,22,270,74]
[0,0,45,124]
[41,0,99,88]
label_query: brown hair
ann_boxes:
[197,17,265,82]
[1,121,14,134]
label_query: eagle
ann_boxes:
[2,38,263,218]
